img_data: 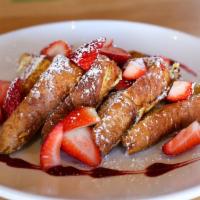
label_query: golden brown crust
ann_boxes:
[93,65,174,154]
[93,91,137,154]
[21,56,51,95]
[129,51,146,59]
[70,55,121,107]
[125,65,171,109]
[0,55,83,154]
[41,96,74,140]
[122,95,200,154]
[41,56,121,138]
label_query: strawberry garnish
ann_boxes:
[41,107,101,168]
[0,107,4,124]
[3,78,24,118]
[62,127,101,167]
[163,121,200,155]
[167,81,192,102]
[40,122,63,169]
[115,78,133,91]
[71,37,106,70]
[0,80,10,107]
[61,107,101,167]
[103,39,113,48]
[63,107,100,132]
[99,47,131,64]
[123,58,147,80]
[40,40,72,59]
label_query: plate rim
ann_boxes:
[0,19,200,41]
[0,19,200,200]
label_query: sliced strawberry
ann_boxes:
[3,78,24,118]
[0,80,10,107]
[63,107,100,132]
[167,81,192,102]
[40,40,72,59]
[123,58,147,80]
[0,107,4,124]
[115,78,133,91]
[103,39,113,48]
[62,127,101,167]
[99,47,131,64]
[40,122,63,169]
[71,37,106,70]
[163,121,200,155]
[129,50,147,59]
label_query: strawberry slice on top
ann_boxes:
[71,37,106,70]
[40,40,72,59]
[0,80,10,107]
[115,78,133,91]
[3,78,24,119]
[40,107,101,169]
[163,121,200,156]
[123,58,147,80]
[63,107,100,132]
[62,107,101,167]
[167,81,192,102]
[62,127,102,167]
[99,47,131,65]
[0,107,4,124]
[40,122,63,169]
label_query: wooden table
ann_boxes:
[0,0,200,199]
[0,0,200,37]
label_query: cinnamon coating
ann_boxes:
[122,95,200,154]
[41,55,121,138]
[93,64,176,154]
[0,55,83,153]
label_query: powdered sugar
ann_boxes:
[20,55,45,80]
[94,92,134,151]
[71,37,106,64]
[4,78,18,102]
[32,88,40,99]
[31,55,71,100]
[78,60,103,100]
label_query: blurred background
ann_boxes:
[0,0,200,36]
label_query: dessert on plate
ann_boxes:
[0,37,199,172]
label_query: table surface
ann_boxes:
[0,0,200,199]
[0,0,200,36]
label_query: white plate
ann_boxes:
[0,20,200,200]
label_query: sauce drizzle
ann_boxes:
[0,154,199,178]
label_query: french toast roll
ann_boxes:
[41,55,121,138]
[70,55,121,107]
[0,55,83,154]
[122,95,200,154]
[19,54,51,95]
[41,96,74,139]
[93,62,179,154]
[93,91,137,154]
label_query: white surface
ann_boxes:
[0,20,200,200]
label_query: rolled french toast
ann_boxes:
[122,94,200,154]
[19,54,51,95]
[0,55,83,154]
[93,60,179,154]
[41,55,122,138]
[41,95,74,139]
